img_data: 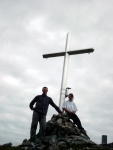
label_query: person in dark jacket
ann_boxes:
[29,86,62,142]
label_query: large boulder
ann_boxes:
[21,114,96,150]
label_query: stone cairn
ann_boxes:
[21,114,96,150]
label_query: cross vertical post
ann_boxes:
[59,33,71,109]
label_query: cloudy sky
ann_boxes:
[0,0,113,146]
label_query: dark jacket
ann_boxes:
[29,94,61,116]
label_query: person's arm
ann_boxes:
[29,96,38,110]
[63,108,73,114]
[50,98,62,114]
[71,111,76,114]
[63,108,76,114]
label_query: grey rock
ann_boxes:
[2,142,12,147]
[22,139,31,146]
[21,114,96,150]
[2,142,12,146]
[56,118,62,125]
[48,144,59,150]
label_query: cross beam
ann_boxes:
[42,33,94,109]
[43,48,94,58]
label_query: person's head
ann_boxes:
[42,87,48,95]
[68,93,74,101]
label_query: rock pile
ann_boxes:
[21,114,96,150]
[1,114,113,149]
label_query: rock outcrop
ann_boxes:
[21,114,96,150]
[1,114,113,149]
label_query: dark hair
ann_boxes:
[42,87,48,89]
[69,93,74,97]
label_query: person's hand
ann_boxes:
[68,111,75,114]
[71,111,76,114]
[59,111,63,115]
[67,111,72,114]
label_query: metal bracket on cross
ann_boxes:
[65,87,71,98]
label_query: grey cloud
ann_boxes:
[0,0,113,146]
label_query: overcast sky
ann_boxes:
[0,0,113,146]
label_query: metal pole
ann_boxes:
[59,32,71,109]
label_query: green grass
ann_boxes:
[0,146,21,150]
[0,145,112,150]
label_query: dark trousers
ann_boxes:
[30,111,46,140]
[68,113,84,130]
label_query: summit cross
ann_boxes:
[43,33,94,109]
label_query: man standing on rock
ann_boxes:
[29,86,62,142]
